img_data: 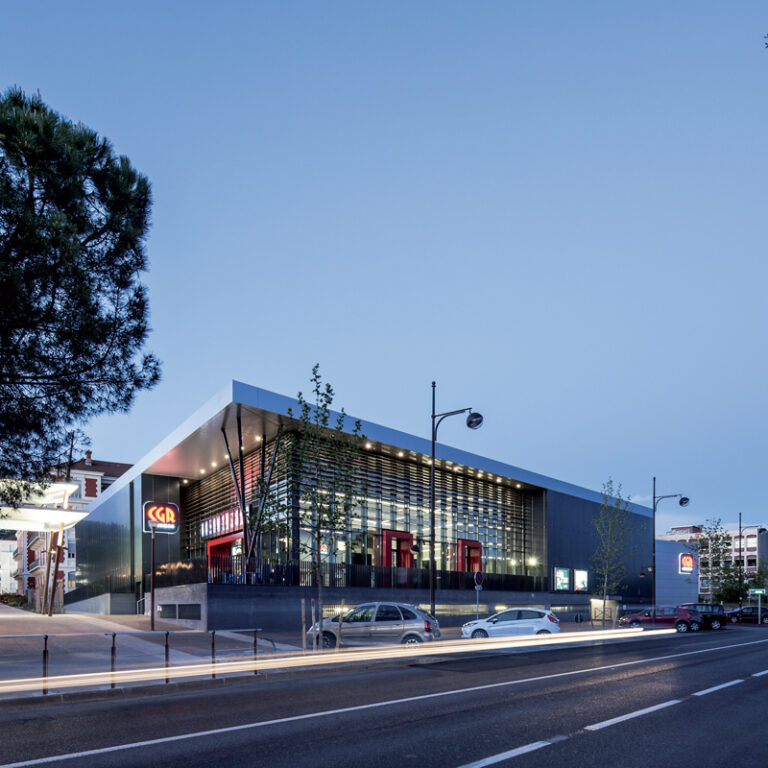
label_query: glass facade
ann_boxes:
[183,433,546,578]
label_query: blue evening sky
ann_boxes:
[2,2,766,535]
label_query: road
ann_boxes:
[1,626,766,768]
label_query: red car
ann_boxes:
[618,606,703,633]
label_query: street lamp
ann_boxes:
[430,381,483,617]
[652,476,690,627]
[148,518,159,631]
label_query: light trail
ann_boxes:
[0,628,671,695]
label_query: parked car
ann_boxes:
[680,603,726,630]
[461,608,560,639]
[307,602,440,648]
[726,605,768,625]
[617,606,703,633]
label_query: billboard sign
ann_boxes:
[143,502,180,535]
[678,552,695,575]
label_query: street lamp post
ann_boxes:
[430,381,483,617]
[652,476,690,627]
[148,518,159,631]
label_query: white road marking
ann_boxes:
[584,699,681,731]
[457,741,552,767]
[752,670,768,677]
[2,637,767,768]
[692,679,743,696]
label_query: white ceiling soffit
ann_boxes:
[0,482,85,532]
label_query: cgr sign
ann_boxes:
[143,502,180,534]
[678,552,695,575]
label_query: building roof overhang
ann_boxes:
[0,483,87,532]
[92,381,653,518]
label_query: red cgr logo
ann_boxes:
[679,553,695,574]
[143,501,180,534]
[145,505,177,524]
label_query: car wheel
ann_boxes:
[710,619,722,630]
[322,632,336,649]
[730,616,738,623]
[536,630,551,635]
[401,635,422,645]
[471,629,489,639]
[675,621,689,633]
[630,620,641,628]
[761,616,768,625]
[690,621,702,632]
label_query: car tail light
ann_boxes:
[547,614,559,624]
[424,620,432,633]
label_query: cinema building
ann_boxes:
[68,381,653,628]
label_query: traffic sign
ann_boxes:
[474,584,483,592]
[749,588,766,596]
[474,570,483,587]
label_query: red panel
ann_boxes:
[457,538,482,572]
[381,529,413,568]
[84,478,98,497]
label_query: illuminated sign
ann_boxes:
[574,569,588,592]
[679,553,695,574]
[143,502,180,534]
[200,509,243,539]
[554,567,570,591]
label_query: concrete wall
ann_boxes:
[64,592,137,615]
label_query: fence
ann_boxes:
[64,556,548,605]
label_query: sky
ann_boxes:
[2,2,766,536]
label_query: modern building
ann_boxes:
[659,524,768,599]
[69,381,654,627]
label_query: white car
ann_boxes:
[462,608,560,638]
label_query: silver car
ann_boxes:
[308,602,440,648]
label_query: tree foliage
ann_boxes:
[287,364,365,643]
[686,518,731,601]
[592,478,637,624]
[0,88,160,502]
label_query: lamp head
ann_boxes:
[466,411,483,430]
[679,497,690,507]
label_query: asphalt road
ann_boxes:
[2,626,767,768]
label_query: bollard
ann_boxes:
[336,600,345,652]
[311,598,317,652]
[110,633,116,689]
[301,598,306,655]
[42,635,49,695]
[165,631,170,684]
[253,628,260,675]
[211,630,216,679]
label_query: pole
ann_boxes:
[211,630,216,678]
[47,524,65,616]
[738,512,743,612]
[430,381,436,617]
[150,525,156,631]
[652,477,656,629]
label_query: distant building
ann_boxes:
[0,535,15,594]
[658,524,768,599]
[11,452,131,610]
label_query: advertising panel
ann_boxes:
[574,569,588,591]
[554,566,570,591]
